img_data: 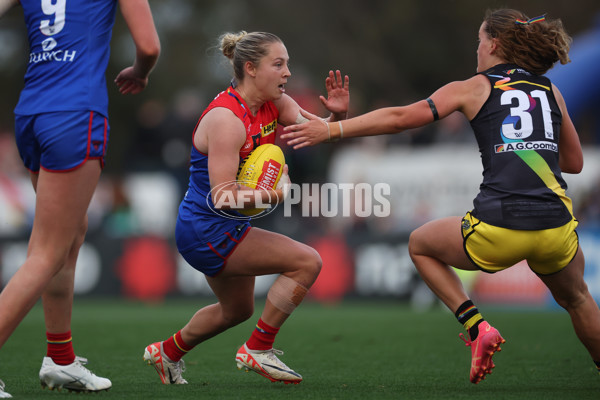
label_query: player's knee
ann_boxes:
[552,283,589,311]
[408,229,425,260]
[68,217,88,254]
[306,247,322,277]
[76,217,88,245]
[561,291,589,311]
[294,246,322,285]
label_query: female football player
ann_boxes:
[0,0,159,397]
[282,9,600,384]
[143,31,349,385]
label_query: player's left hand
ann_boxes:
[114,66,149,95]
[276,164,292,200]
[320,70,349,118]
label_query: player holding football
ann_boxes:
[282,9,600,383]
[0,0,159,397]
[143,31,349,385]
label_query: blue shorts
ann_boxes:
[15,111,109,172]
[177,219,251,277]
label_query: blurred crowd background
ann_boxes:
[0,0,599,307]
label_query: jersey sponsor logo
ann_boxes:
[261,120,277,137]
[41,38,57,51]
[29,48,77,64]
[494,141,558,153]
[504,68,531,76]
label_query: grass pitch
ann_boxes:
[2,299,599,399]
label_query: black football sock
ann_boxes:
[455,300,484,341]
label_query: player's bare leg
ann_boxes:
[226,229,319,383]
[409,217,504,383]
[0,162,100,348]
[539,248,600,363]
[0,162,111,392]
[408,217,476,310]
[41,216,86,335]
[144,228,320,384]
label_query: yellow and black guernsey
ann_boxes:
[469,63,573,230]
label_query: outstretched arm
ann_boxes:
[281,76,486,149]
[281,101,433,149]
[114,0,161,95]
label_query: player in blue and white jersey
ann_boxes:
[0,0,160,396]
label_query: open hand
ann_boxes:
[320,70,349,117]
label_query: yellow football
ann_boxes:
[236,143,285,216]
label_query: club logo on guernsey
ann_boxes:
[495,141,558,153]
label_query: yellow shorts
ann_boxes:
[461,211,579,275]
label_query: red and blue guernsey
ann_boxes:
[15,0,118,117]
[185,85,279,223]
[175,86,279,259]
[200,86,279,159]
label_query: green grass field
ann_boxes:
[2,299,599,399]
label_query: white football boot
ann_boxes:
[39,356,111,392]
[143,342,188,384]
[235,344,302,384]
[0,379,11,398]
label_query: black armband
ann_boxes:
[426,97,439,121]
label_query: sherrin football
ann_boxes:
[236,143,285,216]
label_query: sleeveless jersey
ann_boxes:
[177,86,279,246]
[470,63,573,230]
[15,0,118,117]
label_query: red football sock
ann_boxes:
[245,318,280,351]
[162,330,194,362]
[46,331,76,366]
